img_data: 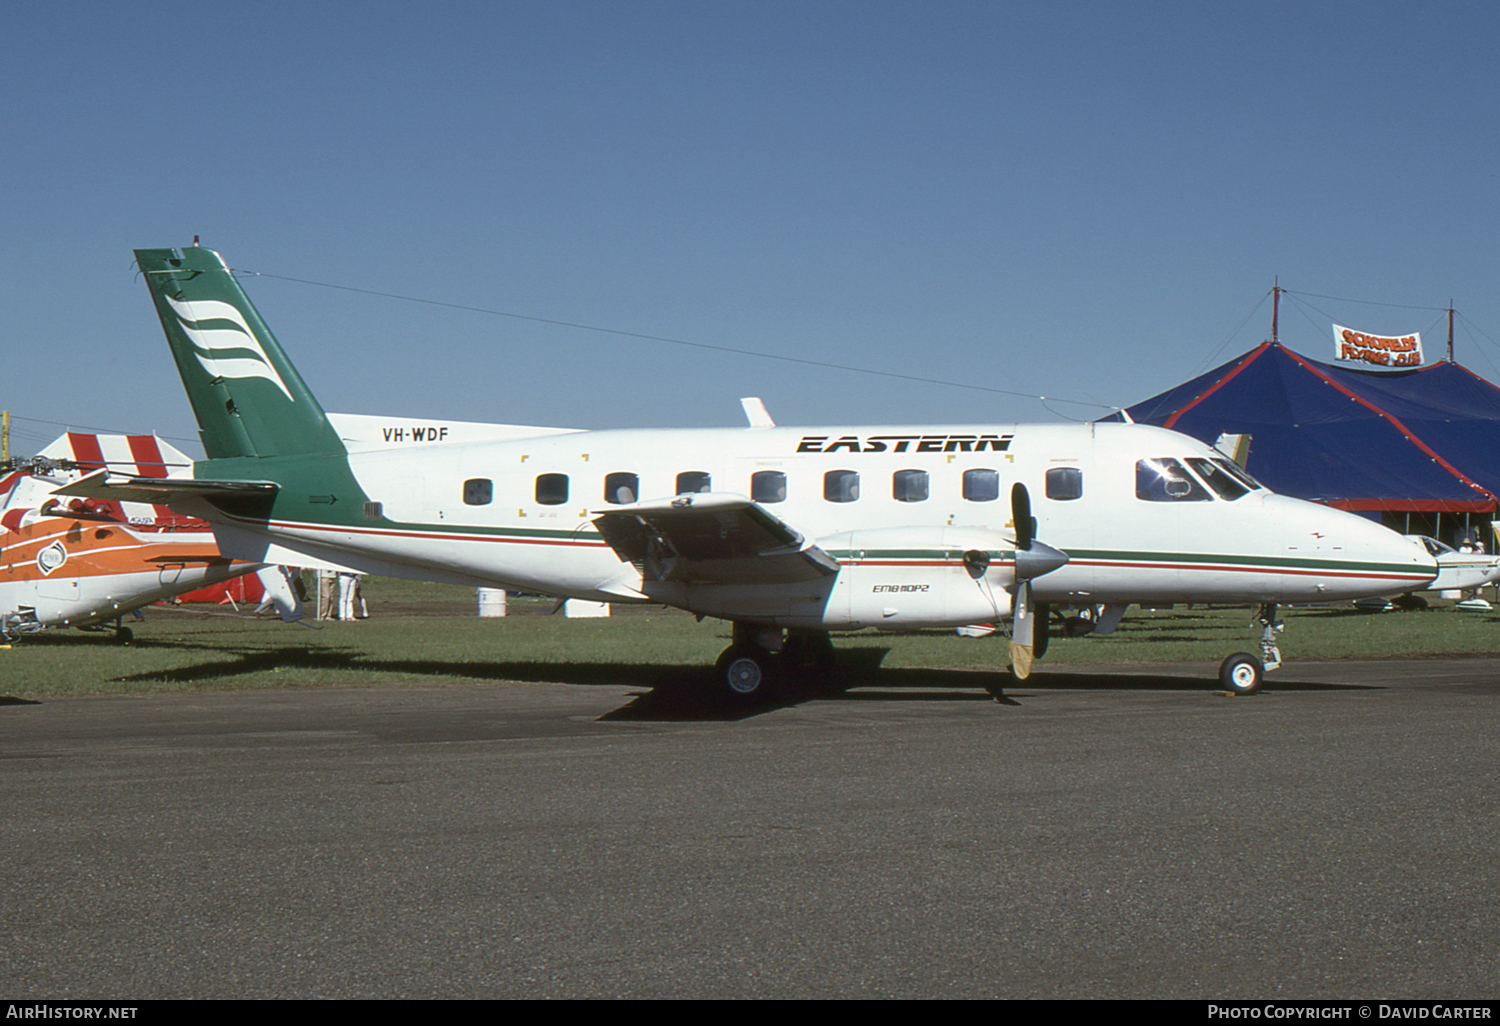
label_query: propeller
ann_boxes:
[1009,482,1068,680]
[1013,481,1035,551]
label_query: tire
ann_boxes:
[782,631,836,674]
[786,632,850,695]
[1218,652,1262,695]
[715,645,776,702]
[1063,616,1094,638]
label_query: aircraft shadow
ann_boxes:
[97,641,764,719]
[598,651,1379,721]
[85,638,1377,722]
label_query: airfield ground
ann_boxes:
[2,587,1498,998]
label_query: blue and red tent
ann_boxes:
[1118,341,1500,515]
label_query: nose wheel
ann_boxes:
[1218,652,1263,694]
[1218,604,1282,695]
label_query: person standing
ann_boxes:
[338,572,367,621]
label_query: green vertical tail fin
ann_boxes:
[133,246,346,461]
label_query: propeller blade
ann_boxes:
[1011,482,1035,551]
[1010,580,1035,680]
[1007,481,1061,680]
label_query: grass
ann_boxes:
[2,577,1497,699]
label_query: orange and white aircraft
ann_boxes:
[1,433,299,643]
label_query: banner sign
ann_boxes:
[1334,324,1423,368]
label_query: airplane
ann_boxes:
[1,434,302,643]
[1404,535,1500,593]
[58,244,1438,698]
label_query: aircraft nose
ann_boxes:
[1273,494,1438,600]
[1395,532,1441,586]
[1333,508,1439,598]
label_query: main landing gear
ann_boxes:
[1217,603,1283,695]
[713,624,837,703]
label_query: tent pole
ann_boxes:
[1271,277,1280,343]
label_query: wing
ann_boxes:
[592,493,839,586]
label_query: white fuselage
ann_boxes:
[206,420,1436,630]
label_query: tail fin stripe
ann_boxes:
[164,294,295,401]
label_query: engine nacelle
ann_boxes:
[636,525,1025,631]
[808,526,1017,631]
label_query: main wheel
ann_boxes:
[1062,615,1094,637]
[1218,652,1263,695]
[783,631,848,695]
[782,631,835,674]
[714,645,777,703]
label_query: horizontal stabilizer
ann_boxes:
[51,469,279,507]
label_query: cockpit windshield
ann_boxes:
[1211,458,1265,492]
[1409,535,1455,557]
[1186,458,1250,501]
[1136,456,1267,503]
[1136,458,1212,501]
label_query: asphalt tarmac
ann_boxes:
[3,657,1499,1000]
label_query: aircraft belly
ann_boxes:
[641,580,830,625]
[36,575,82,603]
[10,565,243,629]
[1046,558,1292,604]
[644,564,1010,630]
[1043,552,1428,605]
[243,518,635,598]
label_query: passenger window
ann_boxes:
[1136,459,1211,502]
[752,470,787,504]
[962,468,1000,502]
[893,469,929,503]
[535,473,569,505]
[1185,458,1248,501]
[1045,467,1083,501]
[463,478,493,506]
[676,471,711,494]
[824,470,860,503]
[604,472,638,505]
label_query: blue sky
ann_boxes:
[5,0,1498,458]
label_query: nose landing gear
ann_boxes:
[1217,603,1282,695]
